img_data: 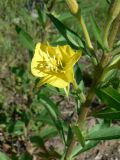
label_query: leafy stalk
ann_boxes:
[65,54,106,159]
[65,0,93,50]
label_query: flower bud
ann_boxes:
[109,0,120,21]
[66,0,80,16]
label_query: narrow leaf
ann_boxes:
[86,127,120,140]
[16,25,35,51]
[36,6,46,29]
[71,140,99,158]
[39,94,58,120]
[30,136,45,147]
[40,126,57,139]
[90,15,103,48]
[93,107,120,120]
[96,86,120,110]
[71,121,106,158]
[66,126,73,146]
[48,14,84,49]
[72,124,85,147]
[39,94,65,143]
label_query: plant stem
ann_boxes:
[79,15,98,66]
[65,55,105,160]
[79,15,93,50]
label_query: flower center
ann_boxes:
[37,52,64,74]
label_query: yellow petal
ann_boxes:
[46,71,68,83]
[65,68,78,89]
[65,52,81,69]
[49,76,69,88]
[36,75,69,88]
[36,75,54,87]
[31,43,48,77]
[59,45,74,56]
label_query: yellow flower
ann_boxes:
[31,43,81,89]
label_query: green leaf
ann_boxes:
[30,136,45,147]
[36,115,54,125]
[10,66,25,77]
[38,94,66,143]
[96,86,120,110]
[66,126,73,146]
[90,15,104,48]
[57,12,72,21]
[47,14,84,49]
[105,54,120,71]
[0,152,9,160]
[71,121,106,158]
[40,126,57,139]
[71,140,99,158]
[72,124,85,147]
[19,152,32,160]
[8,120,25,136]
[36,6,46,29]
[55,119,66,143]
[93,107,120,120]
[39,94,58,120]
[16,25,35,51]
[74,63,83,86]
[86,127,120,140]
[106,0,112,4]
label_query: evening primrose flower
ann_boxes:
[31,43,81,90]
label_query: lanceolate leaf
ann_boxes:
[90,15,103,48]
[39,94,58,120]
[66,126,73,146]
[71,140,99,158]
[71,121,106,158]
[93,107,120,120]
[86,127,120,140]
[47,14,84,49]
[36,6,46,29]
[96,86,120,110]
[105,54,120,71]
[16,25,35,51]
[72,124,85,147]
[40,126,57,139]
[39,94,65,143]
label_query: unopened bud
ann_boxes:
[109,0,120,21]
[66,0,80,16]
